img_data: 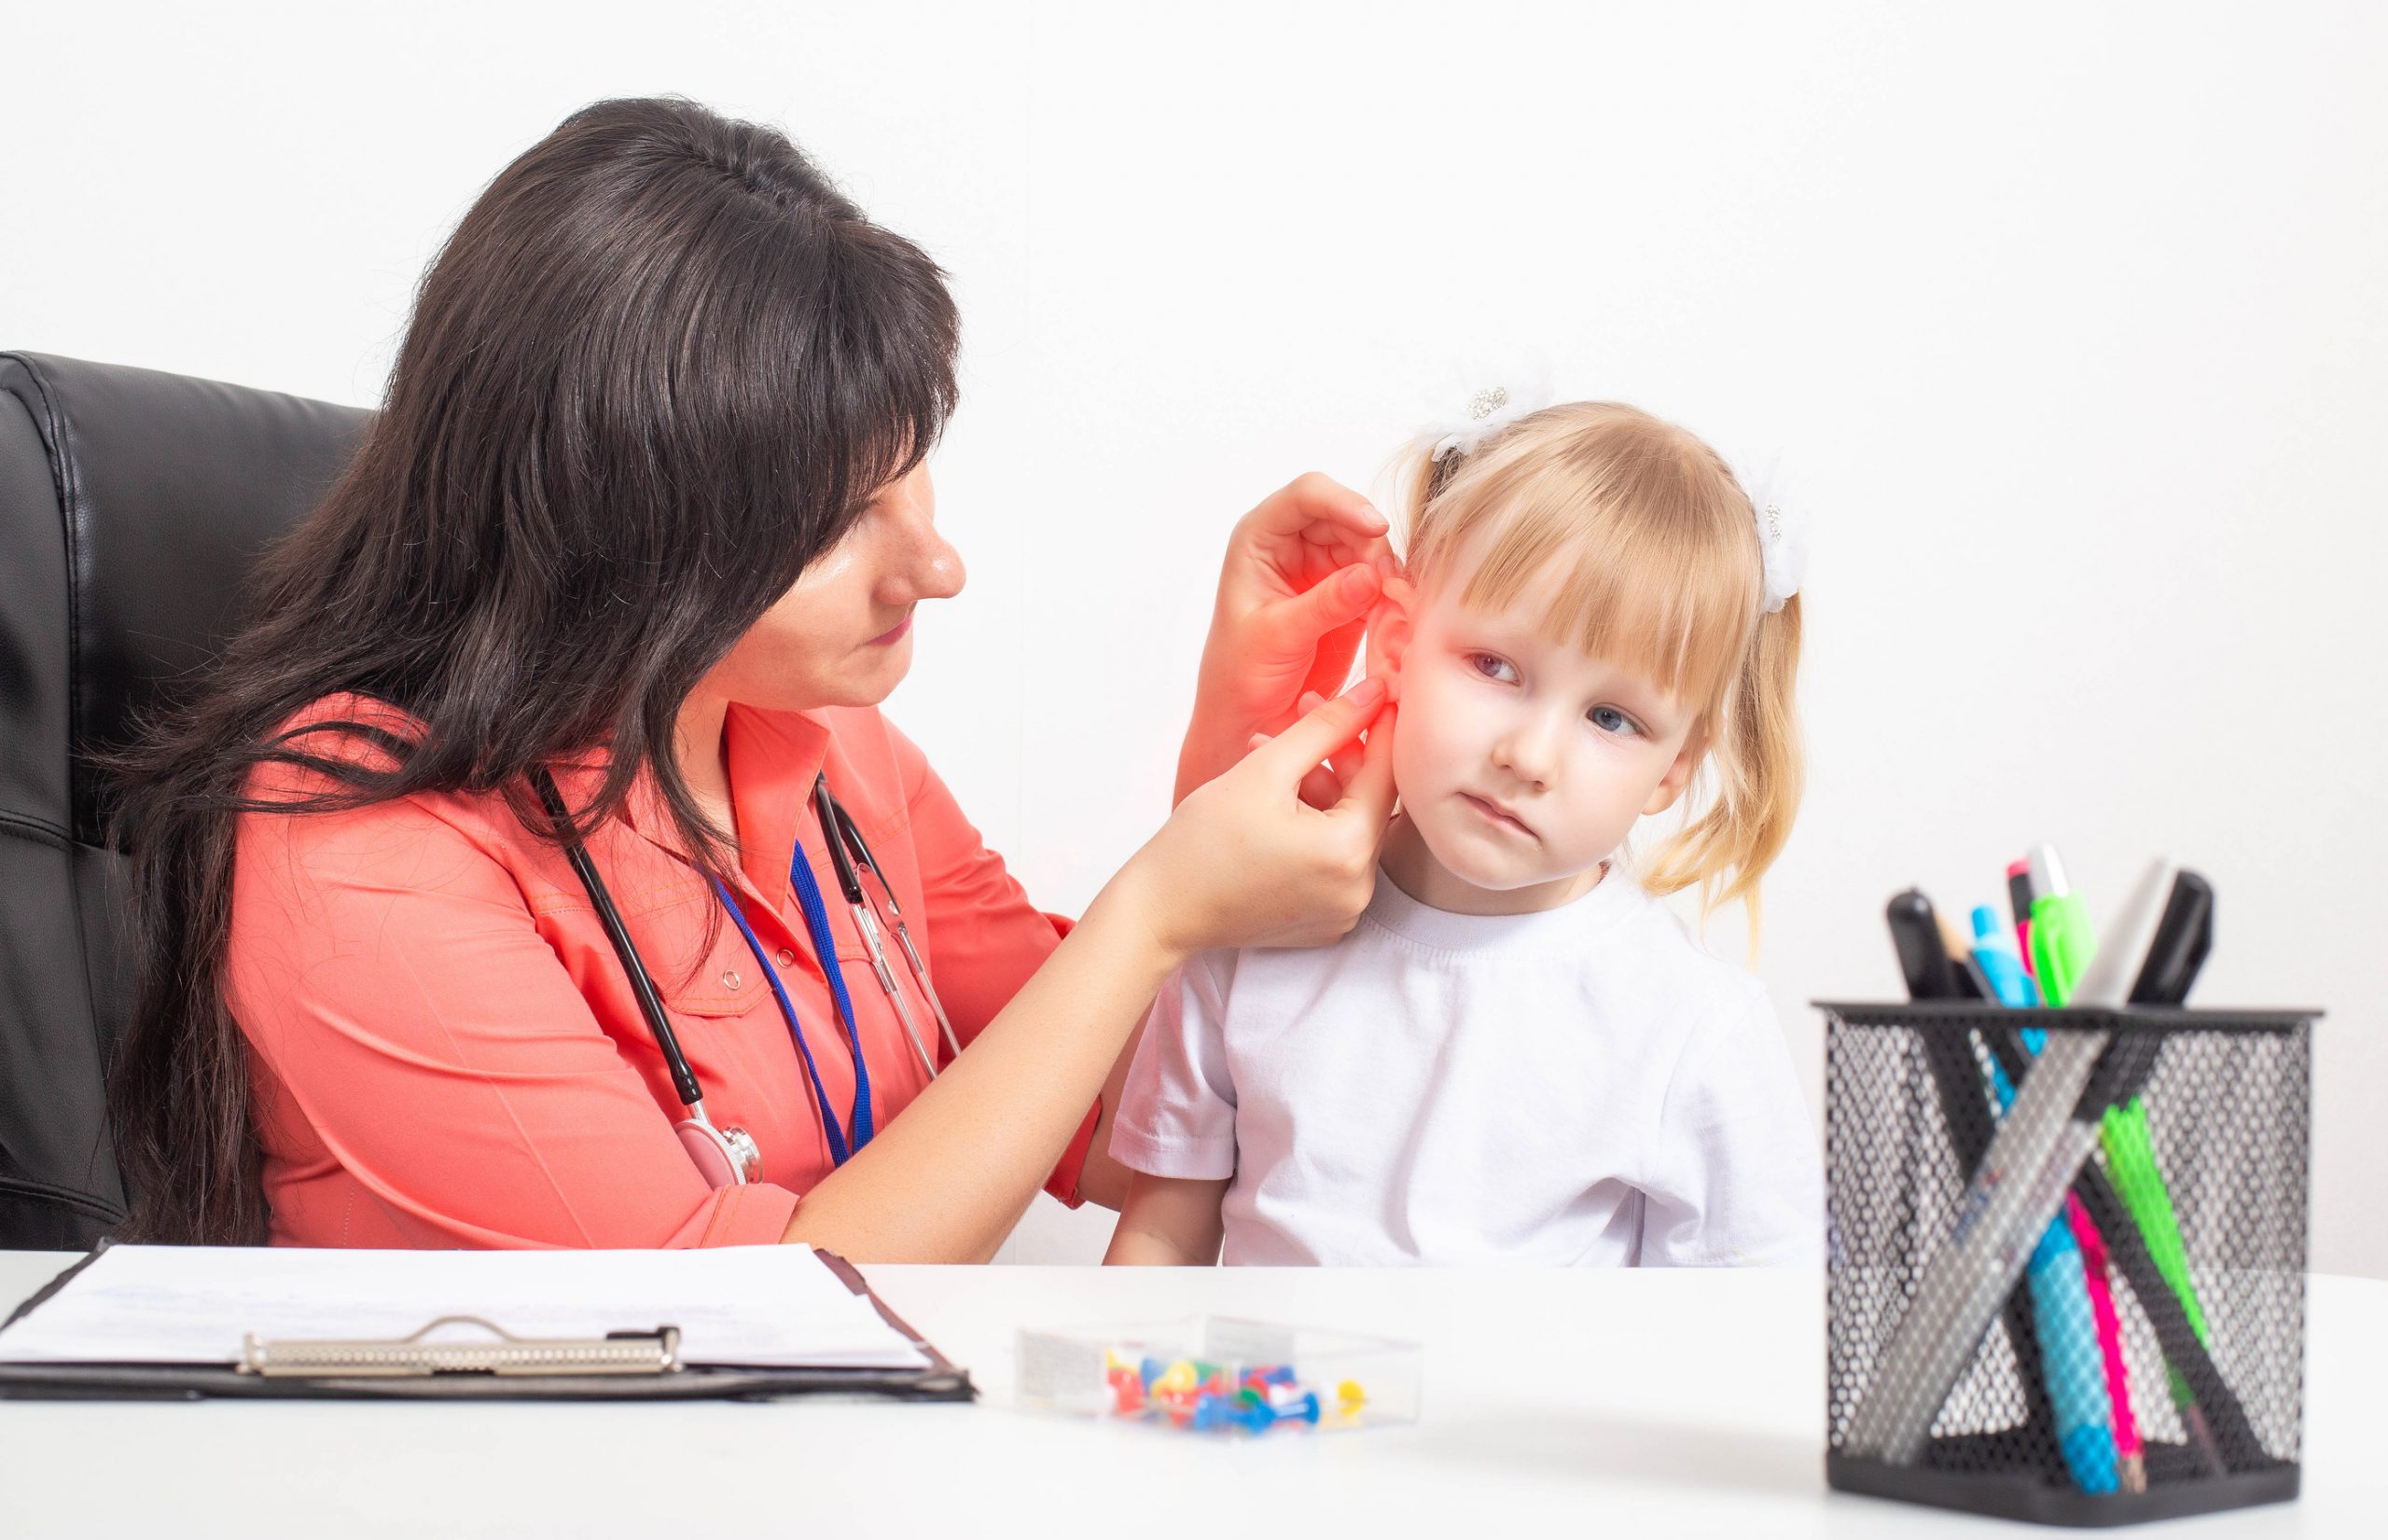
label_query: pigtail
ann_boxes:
[1638,592,1805,951]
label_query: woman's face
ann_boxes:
[706,459,965,711]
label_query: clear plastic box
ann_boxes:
[1015,1315,1421,1435]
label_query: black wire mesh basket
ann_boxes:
[1820,1002,2312,1527]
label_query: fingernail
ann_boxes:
[1298,691,1325,714]
[1340,675,1387,709]
[1340,564,1379,599]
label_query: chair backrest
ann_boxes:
[0,352,369,1247]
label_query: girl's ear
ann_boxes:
[1641,724,1707,817]
[1362,579,1415,700]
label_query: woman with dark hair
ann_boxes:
[106,97,1397,1257]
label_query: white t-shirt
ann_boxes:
[1110,864,1822,1266]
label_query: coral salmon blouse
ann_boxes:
[225,693,1094,1248]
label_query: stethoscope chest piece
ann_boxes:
[675,1106,763,1188]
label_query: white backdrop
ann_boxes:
[7,2,2382,1276]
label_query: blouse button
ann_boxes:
[722,969,742,991]
[776,948,797,967]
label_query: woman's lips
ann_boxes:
[1459,792,1533,838]
[868,614,912,646]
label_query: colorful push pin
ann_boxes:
[1139,1356,1165,1391]
[1153,1359,1200,1395]
[1336,1380,1366,1420]
[1105,1365,1145,1415]
[1231,1396,1277,1434]
[1189,1391,1231,1432]
[1262,1365,1297,1387]
[1267,1385,1321,1424]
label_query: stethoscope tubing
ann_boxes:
[533,764,945,1183]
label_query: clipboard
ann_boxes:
[0,1241,975,1404]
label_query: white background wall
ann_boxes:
[7,2,2382,1276]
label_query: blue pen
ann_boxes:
[1986,1051,2119,1493]
[1970,906,2043,1009]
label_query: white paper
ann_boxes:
[0,1244,928,1371]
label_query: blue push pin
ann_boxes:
[1268,1387,1321,1425]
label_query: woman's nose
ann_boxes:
[880,487,965,603]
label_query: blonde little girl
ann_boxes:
[1104,397,1820,1267]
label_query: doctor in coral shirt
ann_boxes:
[109,98,1399,1260]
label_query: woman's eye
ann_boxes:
[1590,705,1641,738]
[1468,653,1517,684]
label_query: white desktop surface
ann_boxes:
[0,1252,2378,1537]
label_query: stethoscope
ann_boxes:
[532,766,959,1189]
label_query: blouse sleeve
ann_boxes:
[881,720,1100,1206]
[228,788,798,1250]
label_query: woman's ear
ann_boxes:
[1363,579,1415,701]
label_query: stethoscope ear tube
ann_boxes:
[531,767,707,1112]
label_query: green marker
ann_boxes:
[2028,844,2097,1006]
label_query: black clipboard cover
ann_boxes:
[0,1241,975,1404]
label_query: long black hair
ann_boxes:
[107,97,961,1244]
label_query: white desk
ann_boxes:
[1,1253,2379,1537]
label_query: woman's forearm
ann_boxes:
[780,867,1180,1261]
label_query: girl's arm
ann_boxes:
[1104,1172,1229,1265]
[781,682,1394,1263]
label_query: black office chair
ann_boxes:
[0,353,368,1247]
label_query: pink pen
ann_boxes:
[2067,1195,2145,1492]
[2007,859,2037,977]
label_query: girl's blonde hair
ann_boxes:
[1395,401,1804,937]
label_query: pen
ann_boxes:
[2007,859,2037,978]
[2027,844,2096,1006]
[1970,923,2120,1494]
[2068,1194,2147,1491]
[1969,906,2041,1009]
[1844,858,2177,1469]
[1885,890,2065,1458]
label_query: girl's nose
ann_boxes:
[1492,712,1563,790]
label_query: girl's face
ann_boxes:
[706,459,965,711]
[1373,554,1706,914]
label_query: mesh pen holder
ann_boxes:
[1821,1002,2313,1528]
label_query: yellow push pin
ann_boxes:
[1336,1379,1366,1420]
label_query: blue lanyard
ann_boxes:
[707,838,875,1166]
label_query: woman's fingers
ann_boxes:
[1248,472,1390,548]
[1332,701,1398,826]
[1264,562,1381,650]
[1252,676,1385,786]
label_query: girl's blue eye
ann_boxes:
[1590,705,1641,738]
[1469,653,1517,684]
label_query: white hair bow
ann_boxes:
[1729,449,1807,614]
[1412,355,1556,464]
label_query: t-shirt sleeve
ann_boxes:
[1636,978,1823,1267]
[1106,950,1239,1181]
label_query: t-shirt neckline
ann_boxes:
[1362,858,1640,956]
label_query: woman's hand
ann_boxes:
[1176,474,1397,806]
[1126,677,1396,961]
